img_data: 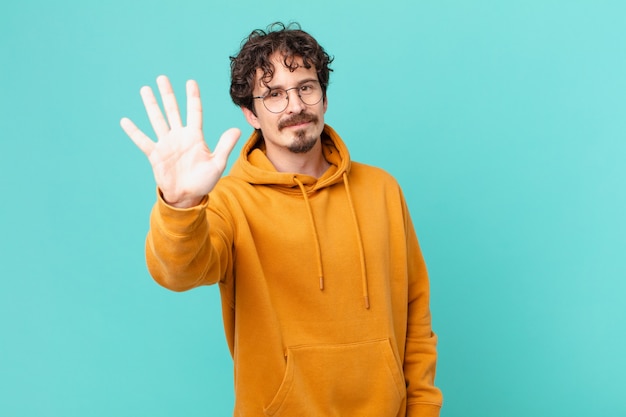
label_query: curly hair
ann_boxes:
[230,22,333,113]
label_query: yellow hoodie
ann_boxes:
[146,125,443,416]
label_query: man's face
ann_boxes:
[242,53,327,155]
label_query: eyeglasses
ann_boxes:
[253,81,324,113]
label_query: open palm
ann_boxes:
[121,75,240,208]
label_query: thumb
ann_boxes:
[213,127,241,163]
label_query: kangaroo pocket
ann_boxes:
[263,338,405,417]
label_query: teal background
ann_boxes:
[1,0,625,416]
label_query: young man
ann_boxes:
[121,23,443,416]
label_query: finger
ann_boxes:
[213,128,241,164]
[157,75,183,129]
[120,117,156,156]
[140,86,169,139]
[186,80,202,129]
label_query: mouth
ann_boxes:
[285,121,310,128]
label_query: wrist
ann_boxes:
[159,190,205,208]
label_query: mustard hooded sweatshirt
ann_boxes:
[146,125,443,416]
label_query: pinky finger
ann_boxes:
[120,117,156,156]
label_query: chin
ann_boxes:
[288,131,318,153]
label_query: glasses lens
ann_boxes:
[262,82,323,113]
[299,82,323,106]
[264,89,288,113]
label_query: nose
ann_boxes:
[284,88,306,114]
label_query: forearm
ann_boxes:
[146,192,227,291]
[404,325,442,415]
[403,270,443,413]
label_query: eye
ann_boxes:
[268,89,285,99]
[300,83,316,94]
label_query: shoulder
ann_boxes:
[349,161,401,188]
[347,162,408,206]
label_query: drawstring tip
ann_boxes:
[319,276,324,291]
[364,296,370,309]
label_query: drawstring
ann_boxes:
[342,173,370,309]
[293,174,370,309]
[293,177,325,291]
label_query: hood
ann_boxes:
[229,124,351,191]
[226,124,370,309]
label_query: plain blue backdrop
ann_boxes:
[1,0,625,416]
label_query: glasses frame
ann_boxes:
[252,81,324,114]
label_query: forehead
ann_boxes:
[254,53,318,91]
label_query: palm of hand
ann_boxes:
[148,126,218,205]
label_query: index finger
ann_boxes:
[186,80,202,129]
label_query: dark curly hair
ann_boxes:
[230,22,333,113]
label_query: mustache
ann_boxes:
[278,113,318,130]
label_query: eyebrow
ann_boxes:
[264,78,318,91]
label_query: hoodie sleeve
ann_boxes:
[402,196,444,416]
[144,190,233,292]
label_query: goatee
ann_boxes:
[279,112,320,154]
[288,130,317,153]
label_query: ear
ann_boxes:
[323,95,328,113]
[242,106,261,129]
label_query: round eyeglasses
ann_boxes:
[253,81,324,113]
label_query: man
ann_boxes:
[121,22,443,416]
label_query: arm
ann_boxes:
[402,199,443,417]
[120,75,240,289]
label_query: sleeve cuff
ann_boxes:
[406,403,441,417]
[152,188,209,235]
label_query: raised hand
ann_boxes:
[121,75,241,208]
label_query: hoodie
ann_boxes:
[146,124,443,416]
